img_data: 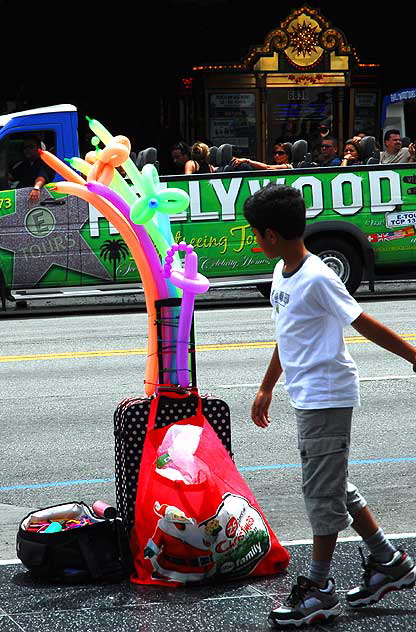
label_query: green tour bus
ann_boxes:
[0,104,416,308]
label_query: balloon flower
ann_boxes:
[163,242,210,388]
[39,120,199,394]
[85,117,189,289]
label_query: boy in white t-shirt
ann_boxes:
[243,184,416,628]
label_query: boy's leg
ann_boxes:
[346,492,416,607]
[350,504,379,539]
[309,504,397,585]
[346,483,397,561]
[309,533,338,586]
[268,408,350,627]
[299,408,354,583]
[351,503,396,562]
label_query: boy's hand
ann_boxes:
[251,390,272,428]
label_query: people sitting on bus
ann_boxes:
[380,130,413,164]
[318,136,342,167]
[171,141,191,174]
[341,138,363,166]
[351,131,367,144]
[229,141,293,170]
[310,122,332,161]
[184,141,216,174]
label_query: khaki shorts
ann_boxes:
[295,407,367,536]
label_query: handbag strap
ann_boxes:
[147,390,203,432]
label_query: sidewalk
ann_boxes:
[1,538,414,631]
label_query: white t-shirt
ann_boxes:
[270,254,363,409]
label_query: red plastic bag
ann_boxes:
[130,394,290,586]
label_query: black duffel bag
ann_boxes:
[16,501,132,583]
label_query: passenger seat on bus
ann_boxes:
[216,143,254,171]
[216,143,234,171]
[136,147,160,172]
[359,136,380,164]
[292,139,316,168]
[208,146,219,167]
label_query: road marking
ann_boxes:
[239,457,416,472]
[0,477,115,491]
[2,456,415,492]
[1,334,415,363]
[280,533,416,546]
[217,374,416,388]
[3,532,416,565]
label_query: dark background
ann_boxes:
[5,0,413,153]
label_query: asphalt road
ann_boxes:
[1,294,415,562]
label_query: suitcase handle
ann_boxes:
[157,385,198,397]
[148,392,203,432]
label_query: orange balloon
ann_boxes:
[101,142,129,167]
[87,160,114,186]
[113,135,131,153]
[39,149,86,185]
[53,180,159,396]
[85,151,99,164]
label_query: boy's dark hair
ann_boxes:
[243,184,306,239]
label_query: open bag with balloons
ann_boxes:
[33,120,290,585]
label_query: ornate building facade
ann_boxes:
[183,5,380,162]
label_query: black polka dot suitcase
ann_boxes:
[114,390,232,536]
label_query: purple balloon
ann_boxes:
[165,247,210,388]
[86,180,168,299]
[86,180,178,387]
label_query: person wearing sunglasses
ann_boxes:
[318,137,342,167]
[230,142,293,171]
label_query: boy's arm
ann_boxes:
[252,345,283,428]
[351,311,416,368]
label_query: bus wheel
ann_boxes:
[307,237,363,295]
[256,283,272,299]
